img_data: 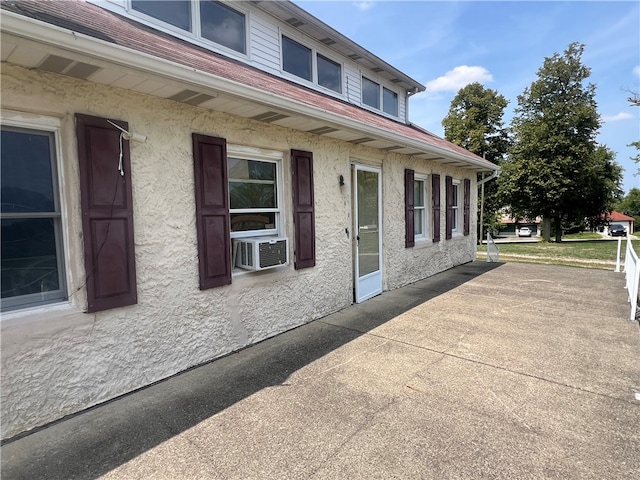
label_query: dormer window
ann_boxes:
[130,0,247,55]
[282,36,342,94]
[363,76,398,117]
[131,1,191,31]
[201,1,246,54]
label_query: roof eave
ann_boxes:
[1,10,495,172]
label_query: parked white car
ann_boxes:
[518,227,532,237]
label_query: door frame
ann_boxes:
[352,163,383,303]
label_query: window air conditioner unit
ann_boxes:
[234,237,289,271]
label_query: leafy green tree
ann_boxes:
[498,43,622,242]
[442,82,510,241]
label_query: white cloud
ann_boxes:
[602,112,634,122]
[352,1,375,11]
[633,65,640,77]
[425,65,493,93]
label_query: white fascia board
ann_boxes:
[1,10,495,172]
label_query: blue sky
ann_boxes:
[293,0,640,194]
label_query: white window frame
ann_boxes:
[128,0,250,58]
[382,87,398,116]
[362,76,400,118]
[414,175,429,242]
[227,145,284,240]
[452,179,461,233]
[1,111,70,312]
[280,33,344,95]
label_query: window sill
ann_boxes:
[1,301,84,329]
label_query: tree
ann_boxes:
[498,43,622,242]
[442,82,510,241]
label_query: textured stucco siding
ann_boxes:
[1,64,476,440]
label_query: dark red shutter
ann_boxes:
[76,114,137,313]
[405,169,415,248]
[463,178,471,236]
[192,134,231,289]
[291,149,315,269]
[445,175,453,240]
[432,174,440,242]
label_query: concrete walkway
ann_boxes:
[2,262,639,479]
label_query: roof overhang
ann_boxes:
[1,8,498,173]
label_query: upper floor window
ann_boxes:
[363,76,399,117]
[200,0,246,54]
[131,0,246,54]
[282,36,342,94]
[282,36,311,82]
[1,125,67,311]
[362,77,380,109]
[383,87,398,116]
[132,1,192,31]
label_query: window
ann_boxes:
[282,36,342,93]
[414,178,427,241]
[227,147,282,238]
[200,0,246,54]
[363,77,399,116]
[362,77,380,109]
[1,125,66,311]
[282,36,312,82]
[131,0,192,31]
[452,180,460,233]
[383,87,398,116]
[131,0,246,54]
[317,54,341,93]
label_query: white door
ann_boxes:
[353,165,382,303]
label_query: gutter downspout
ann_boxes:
[477,167,500,244]
[405,87,421,124]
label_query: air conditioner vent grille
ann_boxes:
[234,237,289,271]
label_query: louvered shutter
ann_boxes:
[463,178,471,236]
[405,169,415,248]
[432,174,440,242]
[76,114,137,312]
[445,176,453,240]
[192,134,232,289]
[291,149,315,269]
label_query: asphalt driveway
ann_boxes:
[2,262,639,479]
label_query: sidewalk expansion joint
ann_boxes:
[319,320,639,406]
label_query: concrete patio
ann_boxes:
[2,262,639,479]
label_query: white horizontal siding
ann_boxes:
[250,14,280,75]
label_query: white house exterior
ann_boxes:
[604,211,634,235]
[0,0,498,440]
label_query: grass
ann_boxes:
[477,236,638,269]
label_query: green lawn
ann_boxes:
[477,236,638,269]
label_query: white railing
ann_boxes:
[486,232,500,262]
[620,236,640,321]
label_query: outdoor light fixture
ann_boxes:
[339,174,345,186]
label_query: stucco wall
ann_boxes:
[1,64,476,440]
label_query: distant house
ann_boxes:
[499,213,541,237]
[604,211,634,235]
[0,0,498,440]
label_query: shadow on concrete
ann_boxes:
[1,262,502,480]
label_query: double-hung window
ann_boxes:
[282,36,342,94]
[227,146,283,238]
[414,177,428,241]
[131,0,247,55]
[1,122,66,311]
[362,76,398,116]
[451,180,460,233]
